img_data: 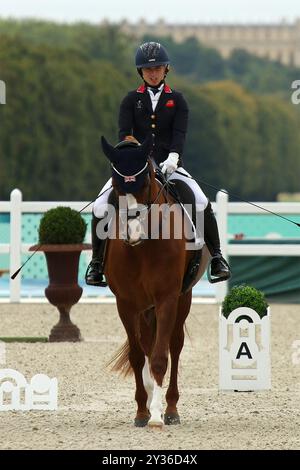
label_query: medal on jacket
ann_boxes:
[137,99,143,109]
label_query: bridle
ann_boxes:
[111,160,170,245]
[111,161,149,183]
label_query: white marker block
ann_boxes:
[219,307,271,391]
[0,369,58,411]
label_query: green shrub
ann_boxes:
[222,284,268,319]
[39,207,87,244]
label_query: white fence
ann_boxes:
[1,189,300,303]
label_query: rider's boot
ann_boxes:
[85,214,107,287]
[204,201,231,283]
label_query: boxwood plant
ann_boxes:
[39,206,87,244]
[222,284,268,319]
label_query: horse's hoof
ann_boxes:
[164,412,181,425]
[134,416,150,427]
[148,420,164,429]
[148,414,164,428]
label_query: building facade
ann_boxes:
[117,18,300,66]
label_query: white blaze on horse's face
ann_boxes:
[126,194,145,245]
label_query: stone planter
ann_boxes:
[29,244,91,342]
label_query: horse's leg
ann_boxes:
[140,308,156,412]
[148,295,179,427]
[165,290,192,425]
[117,300,149,427]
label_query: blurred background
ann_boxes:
[1,0,300,202]
[1,1,300,300]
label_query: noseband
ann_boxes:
[111,162,169,245]
[111,161,149,184]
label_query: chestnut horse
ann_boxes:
[100,135,209,427]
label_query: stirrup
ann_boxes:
[207,256,231,284]
[85,261,108,287]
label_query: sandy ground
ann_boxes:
[0,301,299,450]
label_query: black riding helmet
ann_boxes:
[135,42,170,78]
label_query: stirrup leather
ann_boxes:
[181,251,201,293]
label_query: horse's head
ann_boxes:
[101,134,155,246]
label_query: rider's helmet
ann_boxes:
[135,42,170,77]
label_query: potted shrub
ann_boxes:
[30,207,91,342]
[222,284,269,319]
[219,285,271,391]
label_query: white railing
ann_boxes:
[1,189,93,302]
[216,191,300,301]
[1,189,300,303]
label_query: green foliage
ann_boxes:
[143,34,300,96]
[38,206,87,244]
[1,20,300,202]
[0,33,133,200]
[143,34,226,83]
[222,285,269,319]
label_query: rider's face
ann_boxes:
[142,65,166,86]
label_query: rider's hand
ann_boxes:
[159,152,179,176]
[124,135,140,145]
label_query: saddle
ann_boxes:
[103,170,201,293]
[155,169,201,293]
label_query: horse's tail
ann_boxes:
[106,308,157,377]
[106,340,133,377]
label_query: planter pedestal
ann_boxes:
[30,244,91,342]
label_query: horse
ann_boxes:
[100,134,209,427]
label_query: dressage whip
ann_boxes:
[10,187,112,280]
[173,170,300,228]
[193,176,300,228]
[11,174,299,280]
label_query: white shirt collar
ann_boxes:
[147,83,164,95]
[147,83,164,111]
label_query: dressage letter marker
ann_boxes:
[219,307,271,391]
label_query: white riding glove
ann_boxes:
[159,152,179,176]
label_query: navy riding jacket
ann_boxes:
[118,83,189,166]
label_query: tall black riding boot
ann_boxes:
[85,214,107,287]
[204,201,231,283]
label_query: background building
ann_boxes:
[118,18,300,66]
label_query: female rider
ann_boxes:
[86,42,231,286]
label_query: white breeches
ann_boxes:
[93,167,208,218]
[93,178,113,218]
[169,167,208,209]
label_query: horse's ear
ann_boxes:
[101,136,117,163]
[138,133,153,160]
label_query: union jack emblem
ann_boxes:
[124,175,136,183]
